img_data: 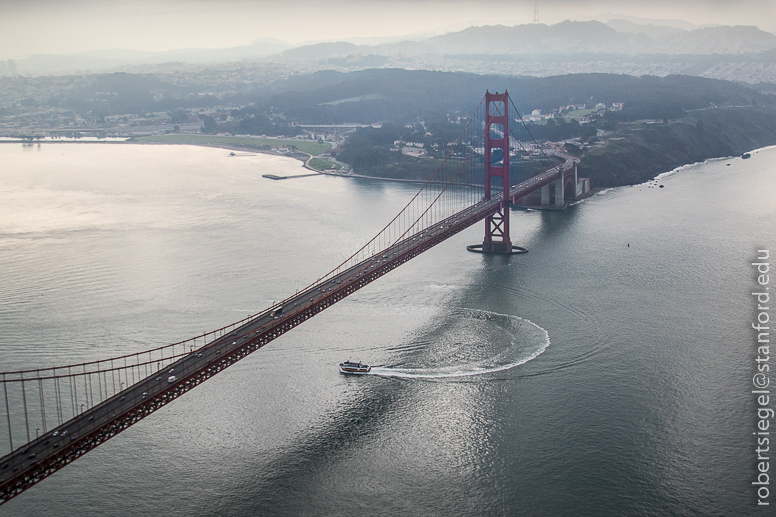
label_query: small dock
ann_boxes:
[262,173,321,180]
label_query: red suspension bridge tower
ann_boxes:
[471,91,526,254]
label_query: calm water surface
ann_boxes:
[0,143,774,516]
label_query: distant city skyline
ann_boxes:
[0,0,774,60]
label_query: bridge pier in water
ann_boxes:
[540,176,564,209]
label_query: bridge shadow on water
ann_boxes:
[223,378,412,515]
[215,245,568,515]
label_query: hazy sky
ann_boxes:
[1,0,775,59]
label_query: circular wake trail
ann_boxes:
[368,310,550,379]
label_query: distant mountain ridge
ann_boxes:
[207,20,776,63]
[605,19,686,39]
[591,13,705,31]
[3,19,776,78]
[4,41,293,76]
[418,21,644,54]
[399,21,776,56]
[283,42,359,60]
[664,25,776,54]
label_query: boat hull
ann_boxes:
[339,363,371,374]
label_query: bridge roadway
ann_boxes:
[0,154,577,502]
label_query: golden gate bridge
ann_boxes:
[0,91,581,503]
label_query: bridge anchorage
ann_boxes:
[0,89,581,505]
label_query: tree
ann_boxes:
[564,143,582,156]
[202,115,217,133]
[169,110,189,124]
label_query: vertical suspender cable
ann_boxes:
[71,367,77,419]
[20,373,30,443]
[83,365,89,410]
[3,374,13,453]
[97,367,103,405]
[55,375,62,425]
[87,368,94,409]
[38,376,46,433]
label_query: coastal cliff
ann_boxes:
[578,106,776,187]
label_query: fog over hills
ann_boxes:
[606,19,690,39]
[588,13,707,31]
[2,16,776,87]
[0,41,293,77]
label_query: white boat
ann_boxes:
[339,360,371,374]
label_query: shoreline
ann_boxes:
[3,138,771,191]
[131,140,314,164]
[653,143,776,181]
[0,137,319,161]
[0,138,332,173]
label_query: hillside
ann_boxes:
[579,107,776,187]
[264,70,774,124]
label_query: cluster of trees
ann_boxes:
[336,125,424,179]
[198,106,302,136]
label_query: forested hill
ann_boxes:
[11,67,771,126]
[266,69,773,124]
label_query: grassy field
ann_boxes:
[308,157,341,171]
[135,134,332,156]
[563,108,598,120]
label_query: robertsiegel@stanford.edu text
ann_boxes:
[753,249,771,507]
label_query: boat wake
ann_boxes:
[368,309,549,379]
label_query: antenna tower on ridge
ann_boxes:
[533,1,539,24]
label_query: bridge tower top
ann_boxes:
[484,91,510,201]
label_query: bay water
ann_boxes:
[0,142,774,516]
